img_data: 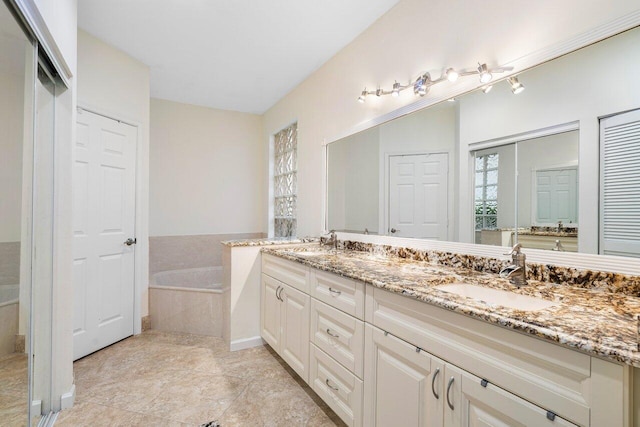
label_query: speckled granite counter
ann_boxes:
[221,237,318,247]
[262,245,640,367]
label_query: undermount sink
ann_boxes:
[435,283,558,311]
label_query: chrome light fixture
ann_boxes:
[392,81,401,97]
[507,76,525,94]
[357,61,513,103]
[477,63,492,83]
[413,73,431,97]
[357,90,367,103]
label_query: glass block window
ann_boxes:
[274,122,297,237]
[475,153,499,230]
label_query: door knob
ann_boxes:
[390,228,400,234]
[124,238,137,246]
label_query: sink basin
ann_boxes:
[435,283,558,311]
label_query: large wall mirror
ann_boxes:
[0,2,58,425]
[327,24,640,256]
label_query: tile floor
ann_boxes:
[56,331,345,426]
[0,353,28,426]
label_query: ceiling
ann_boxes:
[78,0,400,114]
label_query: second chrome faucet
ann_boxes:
[499,243,527,288]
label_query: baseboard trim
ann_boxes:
[230,336,264,352]
[60,384,75,410]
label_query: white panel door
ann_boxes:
[73,110,137,360]
[535,168,577,224]
[389,153,448,239]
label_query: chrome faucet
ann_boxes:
[322,230,338,250]
[499,243,527,288]
[557,221,563,233]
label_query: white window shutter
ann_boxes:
[600,109,640,257]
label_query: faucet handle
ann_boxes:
[504,243,523,256]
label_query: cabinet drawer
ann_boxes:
[262,253,309,293]
[311,299,364,378]
[310,344,363,427]
[461,369,578,426]
[310,269,364,319]
[366,287,591,426]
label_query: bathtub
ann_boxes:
[0,284,19,356]
[149,267,225,337]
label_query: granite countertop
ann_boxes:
[262,245,640,367]
[221,237,318,247]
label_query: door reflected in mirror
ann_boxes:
[473,131,579,251]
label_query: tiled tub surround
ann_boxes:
[149,233,266,275]
[148,233,264,337]
[262,243,640,367]
[149,267,224,336]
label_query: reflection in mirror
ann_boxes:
[327,103,456,239]
[327,24,640,256]
[472,144,515,246]
[0,2,35,425]
[516,131,579,252]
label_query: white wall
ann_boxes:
[77,29,150,321]
[327,126,380,233]
[262,0,640,238]
[150,98,265,236]
[457,26,640,252]
[0,70,24,243]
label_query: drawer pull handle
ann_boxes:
[431,368,440,399]
[328,287,341,296]
[276,286,283,301]
[325,378,339,391]
[326,328,339,338]
[446,377,455,410]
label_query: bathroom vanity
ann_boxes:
[260,245,639,427]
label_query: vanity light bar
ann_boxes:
[357,62,519,102]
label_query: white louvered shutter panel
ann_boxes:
[600,109,640,257]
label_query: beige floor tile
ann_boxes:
[37,330,342,426]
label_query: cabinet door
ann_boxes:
[459,370,578,427]
[444,363,462,427]
[364,324,441,427]
[260,274,281,351]
[280,283,311,383]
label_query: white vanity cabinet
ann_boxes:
[261,256,310,382]
[262,253,635,427]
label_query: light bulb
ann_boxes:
[445,68,459,82]
[478,63,492,84]
[508,77,525,94]
[392,82,401,97]
[482,85,493,94]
